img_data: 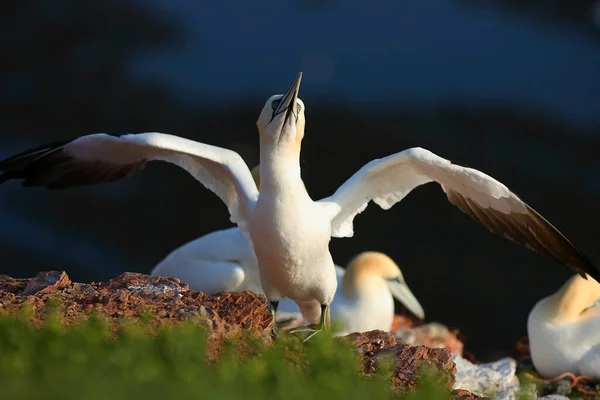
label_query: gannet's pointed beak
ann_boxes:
[272,72,303,125]
[387,278,425,320]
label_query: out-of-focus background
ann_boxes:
[1,0,599,360]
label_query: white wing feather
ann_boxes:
[317,147,526,238]
[65,133,258,232]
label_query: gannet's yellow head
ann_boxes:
[256,72,306,149]
[250,164,260,189]
[344,251,425,320]
[543,273,600,321]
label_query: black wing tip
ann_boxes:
[580,268,600,283]
[523,203,600,283]
[447,189,600,282]
[576,258,600,282]
[0,135,145,191]
[0,138,75,188]
[0,139,72,165]
[580,272,590,280]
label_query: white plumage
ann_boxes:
[318,147,523,238]
[527,274,600,379]
[151,227,263,295]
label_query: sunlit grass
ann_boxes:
[0,298,452,400]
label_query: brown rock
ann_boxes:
[0,275,30,294]
[452,389,483,399]
[344,330,402,368]
[342,330,459,392]
[0,271,272,340]
[395,322,464,356]
[62,283,100,304]
[97,272,190,292]
[19,271,71,296]
[200,290,273,334]
[382,343,456,390]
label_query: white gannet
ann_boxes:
[328,251,424,334]
[150,166,425,332]
[151,226,263,294]
[1,72,599,341]
[527,273,600,379]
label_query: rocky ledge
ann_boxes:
[0,271,478,398]
[0,271,273,334]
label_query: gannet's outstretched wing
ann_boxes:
[317,147,599,281]
[0,132,258,232]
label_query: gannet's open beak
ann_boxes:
[387,278,425,320]
[272,72,303,125]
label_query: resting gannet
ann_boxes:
[1,72,599,341]
[527,273,600,379]
[150,166,263,294]
[329,251,424,333]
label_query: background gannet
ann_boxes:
[151,226,262,294]
[329,251,424,333]
[527,273,600,379]
[150,166,263,294]
[1,72,599,340]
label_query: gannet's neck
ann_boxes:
[544,274,600,322]
[258,140,304,193]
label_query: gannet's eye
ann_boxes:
[271,99,281,111]
[297,104,302,114]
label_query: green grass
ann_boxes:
[0,299,452,400]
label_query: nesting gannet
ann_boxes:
[151,226,262,294]
[527,273,600,379]
[329,251,424,333]
[1,71,599,341]
[150,166,263,294]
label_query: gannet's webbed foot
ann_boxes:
[269,300,280,338]
[289,304,329,343]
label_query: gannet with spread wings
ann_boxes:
[1,72,598,341]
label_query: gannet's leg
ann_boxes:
[268,300,280,338]
[261,279,283,339]
[301,304,330,343]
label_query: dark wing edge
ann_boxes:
[0,138,147,189]
[446,189,600,282]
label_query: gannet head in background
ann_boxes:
[256,72,305,149]
[342,251,425,320]
[527,273,600,379]
[532,273,600,323]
